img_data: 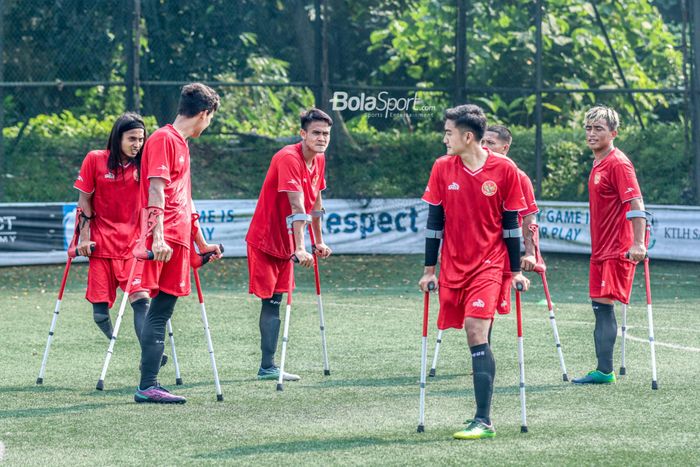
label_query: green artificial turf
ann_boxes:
[0,254,699,465]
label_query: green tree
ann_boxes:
[368,0,684,126]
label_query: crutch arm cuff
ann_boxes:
[503,227,522,238]
[286,213,312,229]
[626,210,652,222]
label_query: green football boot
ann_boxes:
[572,370,616,384]
[257,366,301,381]
[452,419,496,440]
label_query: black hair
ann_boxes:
[177,83,221,117]
[486,125,512,145]
[444,104,487,141]
[106,112,147,178]
[300,108,333,130]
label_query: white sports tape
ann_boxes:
[425,229,444,239]
[503,227,523,238]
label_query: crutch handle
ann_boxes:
[625,251,649,260]
[516,282,524,292]
[136,250,156,260]
[199,244,225,266]
[68,244,96,258]
[427,282,436,291]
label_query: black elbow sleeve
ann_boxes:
[503,211,521,273]
[424,204,445,266]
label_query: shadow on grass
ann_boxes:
[193,435,437,460]
[82,378,238,397]
[0,385,75,395]
[306,373,464,389]
[0,402,106,420]
[427,383,569,398]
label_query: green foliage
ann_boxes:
[368,0,684,126]
[1,115,692,205]
[215,56,315,137]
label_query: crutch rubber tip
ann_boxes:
[417,425,425,433]
[428,369,436,377]
[176,378,183,386]
[324,370,331,376]
[276,383,284,391]
[96,380,104,391]
[521,426,529,433]
[36,377,43,385]
[562,374,569,382]
[619,367,626,376]
[216,394,224,401]
[652,381,658,390]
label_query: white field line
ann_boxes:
[0,441,5,461]
[618,329,700,353]
[330,303,700,353]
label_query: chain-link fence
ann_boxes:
[1,0,697,203]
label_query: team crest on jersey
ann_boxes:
[594,173,601,185]
[481,180,497,196]
[134,170,139,182]
[312,173,319,187]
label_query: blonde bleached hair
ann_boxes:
[585,105,620,131]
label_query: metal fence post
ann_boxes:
[454,0,466,105]
[691,0,700,203]
[535,0,543,197]
[0,0,5,201]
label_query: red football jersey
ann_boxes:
[139,125,192,249]
[588,147,642,261]
[246,143,326,259]
[519,168,538,219]
[73,150,141,258]
[423,149,527,288]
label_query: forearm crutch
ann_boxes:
[515,283,528,433]
[193,257,224,401]
[96,208,157,390]
[166,319,183,386]
[189,212,224,399]
[37,209,92,385]
[417,282,435,433]
[530,224,569,382]
[626,210,658,390]
[428,329,443,378]
[620,303,628,375]
[277,214,309,391]
[307,221,331,376]
[96,257,142,390]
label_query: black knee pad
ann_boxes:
[92,302,110,323]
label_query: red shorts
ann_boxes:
[86,257,146,308]
[589,258,637,304]
[247,244,294,299]
[141,243,191,297]
[498,271,512,315]
[437,276,502,329]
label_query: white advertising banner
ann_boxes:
[1,199,699,266]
